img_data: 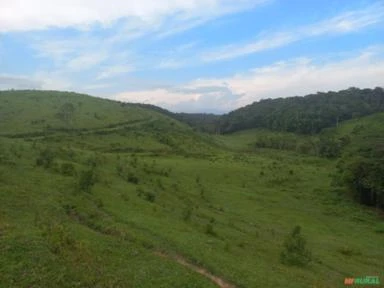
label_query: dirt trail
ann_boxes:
[155,252,236,288]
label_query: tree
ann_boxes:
[56,103,75,124]
[342,158,384,208]
[280,225,312,266]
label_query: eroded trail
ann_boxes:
[155,252,236,288]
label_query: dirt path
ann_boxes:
[155,251,236,288]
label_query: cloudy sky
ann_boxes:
[0,0,383,113]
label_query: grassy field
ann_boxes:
[0,91,383,287]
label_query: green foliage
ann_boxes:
[333,113,384,209]
[205,223,216,236]
[36,148,55,168]
[182,207,193,221]
[137,188,156,202]
[78,169,96,192]
[340,157,384,208]
[127,173,139,184]
[41,222,76,255]
[166,87,384,135]
[56,102,75,124]
[280,226,312,267]
[318,136,342,158]
[338,246,361,257]
[144,191,156,202]
[2,90,384,288]
[61,162,76,176]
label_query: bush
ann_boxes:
[182,207,192,221]
[61,162,76,176]
[36,148,54,168]
[41,222,76,255]
[78,169,96,193]
[144,192,156,203]
[205,223,217,236]
[127,173,139,184]
[137,188,156,203]
[280,225,312,267]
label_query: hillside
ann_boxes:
[322,113,384,209]
[165,87,384,134]
[0,90,217,156]
[0,90,383,287]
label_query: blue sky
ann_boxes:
[0,0,383,113]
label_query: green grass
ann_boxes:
[213,129,319,155]
[0,91,383,287]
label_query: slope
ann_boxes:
[158,87,384,135]
[0,90,383,288]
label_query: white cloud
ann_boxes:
[306,3,384,36]
[116,88,201,106]
[96,65,134,80]
[33,71,73,91]
[83,83,114,90]
[201,33,297,62]
[0,72,71,91]
[114,47,384,113]
[201,3,384,62]
[0,0,268,32]
[67,52,108,71]
[0,74,42,90]
[156,59,188,70]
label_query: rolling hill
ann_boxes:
[0,90,383,288]
[164,87,384,135]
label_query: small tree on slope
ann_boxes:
[280,225,312,267]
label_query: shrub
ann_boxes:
[205,223,216,236]
[41,222,75,255]
[61,163,76,176]
[127,173,139,184]
[280,225,312,267]
[78,169,96,192]
[182,207,193,221]
[338,246,361,256]
[36,148,54,168]
[137,188,156,203]
[145,192,156,203]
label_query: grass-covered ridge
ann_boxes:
[0,90,383,287]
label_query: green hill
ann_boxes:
[166,87,384,134]
[0,90,383,288]
[321,113,384,209]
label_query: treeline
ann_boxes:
[159,87,384,134]
[252,133,349,158]
[220,87,384,134]
[173,113,220,133]
[334,116,384,210]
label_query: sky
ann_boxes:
[0,0,383,113]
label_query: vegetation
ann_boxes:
[280,226,312,267]
[0,89,383,288]
[160,87,384,134]
[327,113,384,209]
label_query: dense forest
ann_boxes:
[169,87,384,134]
